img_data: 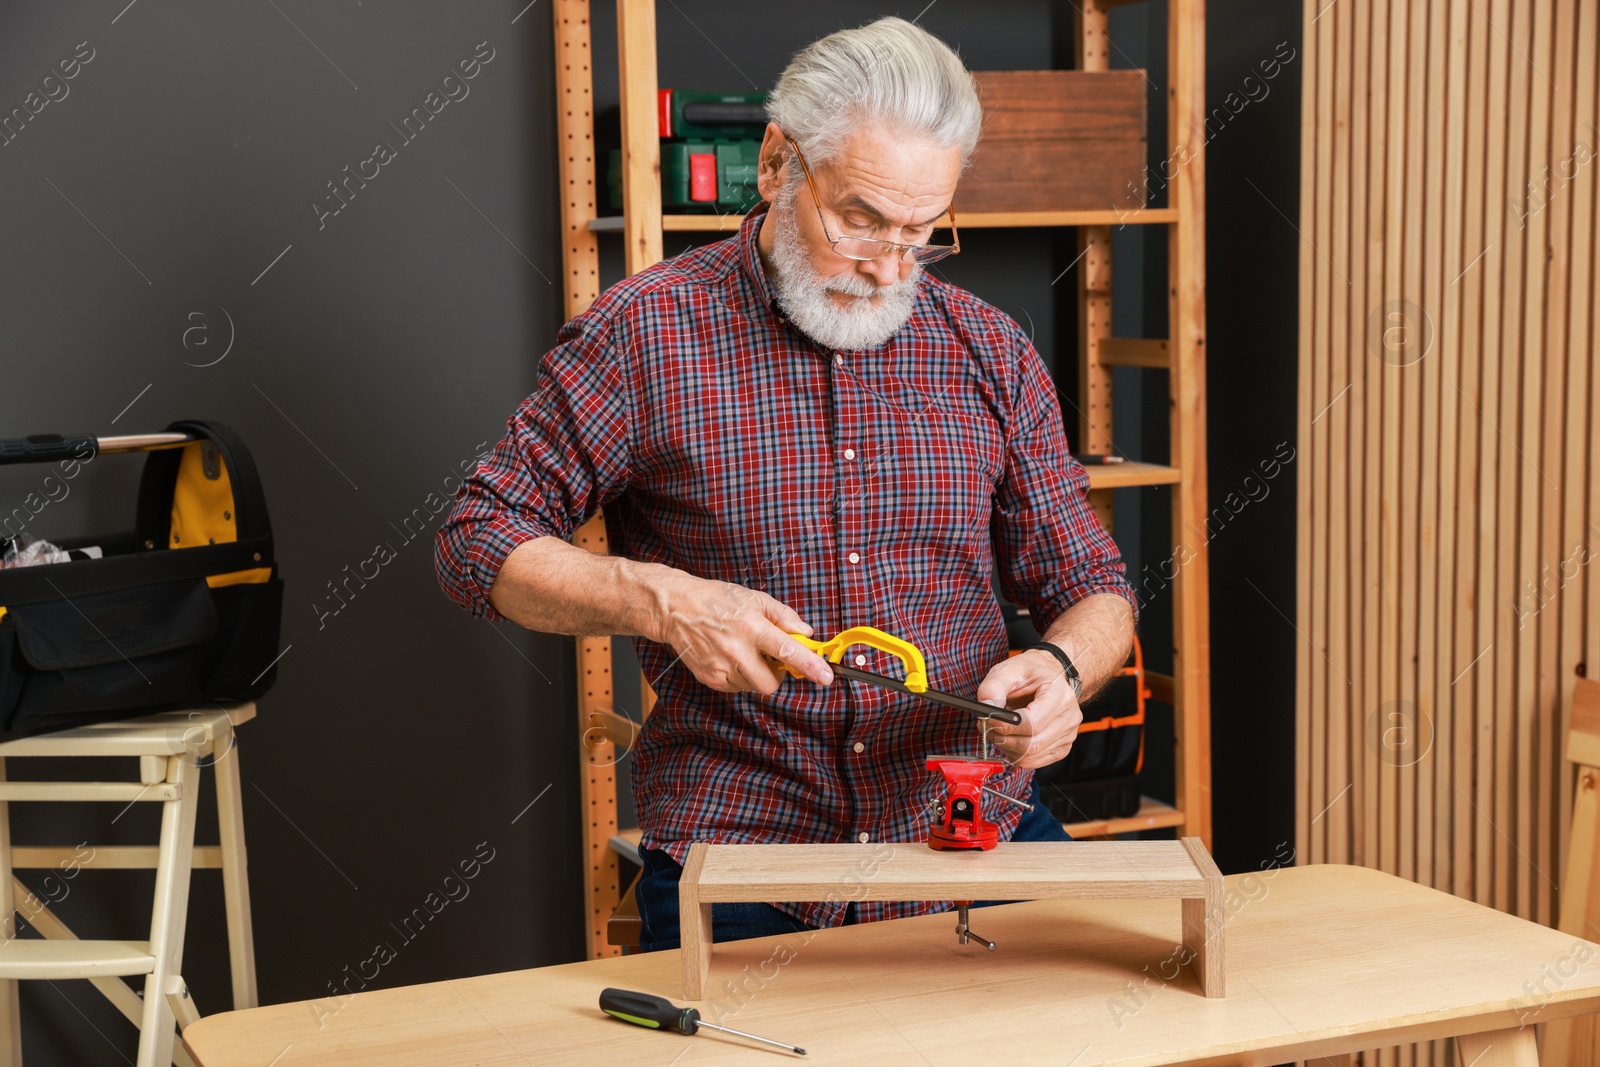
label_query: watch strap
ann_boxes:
[1027,642,1083,699]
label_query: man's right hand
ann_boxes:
[652,572,834,696]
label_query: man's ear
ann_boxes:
[755,121,789,202]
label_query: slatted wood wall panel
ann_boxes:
[1298,1,1598,1064]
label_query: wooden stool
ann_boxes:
[0,703,258,1067]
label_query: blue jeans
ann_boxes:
[636,776,1069,952]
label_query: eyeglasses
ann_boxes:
[785,135,961,265]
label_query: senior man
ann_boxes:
[436,16,1136,950]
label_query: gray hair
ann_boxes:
[766,17,982,170]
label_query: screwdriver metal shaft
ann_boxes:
[697,1019,807,1055]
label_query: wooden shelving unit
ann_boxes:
[587,207,1182,233]
[554,0,1209,959]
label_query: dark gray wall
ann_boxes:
[0,2,1298,1062]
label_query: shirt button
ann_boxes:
[834,353,844,366]
[853,741,865,753]
[858,832,871,843]
[844,448,856,460]
[854,655,866,667]
[848,551,860,564]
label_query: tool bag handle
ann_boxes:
[0,432,201,467]
[134,419,273,545]
[0,433,102,466]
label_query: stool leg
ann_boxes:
[0,758,20,1067]
[1456,1027,1540,1066]
[138,756,199,1067]
[212,728,257,1009]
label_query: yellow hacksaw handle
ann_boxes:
[780,625,929,693]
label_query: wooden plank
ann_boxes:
[1413,0,1447,901]
[1075,219,1113,534]
[615,0,662,274]
[1359,0,1389,879]
[0,782,178,803]
[605,868,641,948]
[1076,3,1116,533]
[1098,338,1170,368]
[11,846,222,870]
[693,841,1211,900]
[0,760,20,1067]
[1453,0,1488,907]
[585,207,1187,232]
[1554,0,1597,938]
[1296,0,1320,869]
[590,708,638,750]
[1396,0,1426,901]
[954,70,1146,214]
[1492,0,1531,919]
[1168,0,1212,848]
[1534,0,1575,933]
[1308,0,1335,868]
[553,0,620,964]
[1591,0,1600,929]
[1513,0,1550,923]
[1061,795,1185,838]
[1083,461,1180,489]
[1548,759,1600,1066]
[1336,0,1372,872]
[1378,0,1405,898]
[1324,0,1353,871]
[1077,227,1114,461]
[1423,0,1460,1043]
[576,618,620,962]
[677,843,711,999]
[1145,670,1175,706]
[1454,1028,1539,1067]
[1475,0,1512,912]
[554,0,600,318]
[1180,836,1225,998]
[1571,696,1600,771]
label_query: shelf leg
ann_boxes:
[679,844,712,1000]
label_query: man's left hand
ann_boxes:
[974,649,1083,770]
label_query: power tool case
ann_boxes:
[0,420,283,737]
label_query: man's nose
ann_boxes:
[858,254,903,288]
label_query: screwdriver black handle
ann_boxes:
[600,987,700,1035]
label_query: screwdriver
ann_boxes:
[599,987,806,1055]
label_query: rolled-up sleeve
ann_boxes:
[434,312,632,620]
[990,332,1138,635]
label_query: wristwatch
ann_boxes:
[1027,642,1083,700]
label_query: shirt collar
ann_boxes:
[734,200,788,325]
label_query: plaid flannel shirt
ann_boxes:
[436,201,1137,929]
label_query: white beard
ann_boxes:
[765,178,923,351]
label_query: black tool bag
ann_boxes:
[1003,603,1148,823]
[0,421,283,738]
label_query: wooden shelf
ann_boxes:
[1084,460,1181,489]
[559,0,1209,961]
[1062,795,1187,838]
[588,207,1178,234]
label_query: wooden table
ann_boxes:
[184,864,1600,1066]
